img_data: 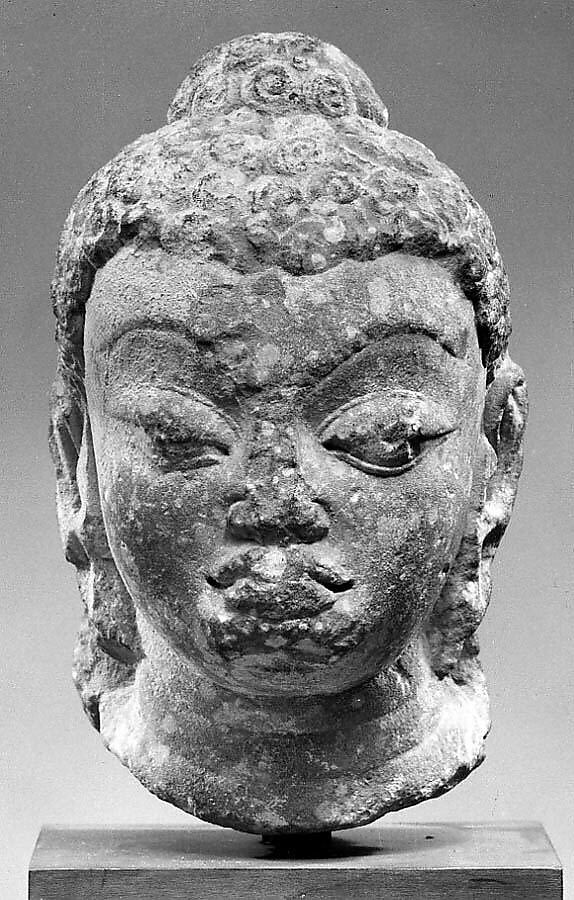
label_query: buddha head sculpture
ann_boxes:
[49,33,527,834]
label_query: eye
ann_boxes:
[146,402,235,471]
[151,424,230,470]
[318,393,457,477]
[322,424,421,473]
[111,390,237,472]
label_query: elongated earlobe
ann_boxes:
[50,378,144,726]
[49,388,110,568]
[480,356,528,558]
[72,416,111,561]
[427,355,528,678]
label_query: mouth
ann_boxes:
[203,547,355,623]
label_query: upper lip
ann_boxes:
[204,549,354,594]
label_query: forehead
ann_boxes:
[86,247,476,389]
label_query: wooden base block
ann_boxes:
[29,821,562,899]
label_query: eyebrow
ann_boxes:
[102,317,464,359]
[364,322,464,359]
[99,317,246,353]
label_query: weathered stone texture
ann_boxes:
[49,32,527,834]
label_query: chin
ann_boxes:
[177,600,414,699]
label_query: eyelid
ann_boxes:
[316,390,450,435]
[107,385,240,438]
[363,325,464,359]
[157,386,240,437]
[101,322,197,355]
[318,390,458,477]
[326,449,418,477]
[317,391,380,434]
[326,430,454,478]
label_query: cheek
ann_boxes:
[324,431,476,601]
[95,442,229,604]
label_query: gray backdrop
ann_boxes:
[2,1,572,897]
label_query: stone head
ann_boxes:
[49,33,528,833]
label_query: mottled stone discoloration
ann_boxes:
[49,32,528,834]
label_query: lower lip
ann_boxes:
[201,590,358,652]
[203,615,333,661]
[224,614,319,635]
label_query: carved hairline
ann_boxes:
[51,33,512,399]
[52,183,510,388]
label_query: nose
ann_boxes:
[226,422,329,546]
[227,487,329,545]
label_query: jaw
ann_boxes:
[153,583,425,699]
[95,616,490,834]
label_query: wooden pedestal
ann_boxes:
[29,821,562,899]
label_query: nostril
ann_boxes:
[205,573,223,590]
[297,500,330,542]
[226,501,251,531]
[223,484,252,505]
[333,580,354,593]
[226,499,272,545]
[298,518,329,543]
[317,575,355,593]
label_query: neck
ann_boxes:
[98,623,489,834]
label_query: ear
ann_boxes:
[426,355,528,678]
[49,383,111,569]
[50,378,143,726]
[480,355,528,560]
